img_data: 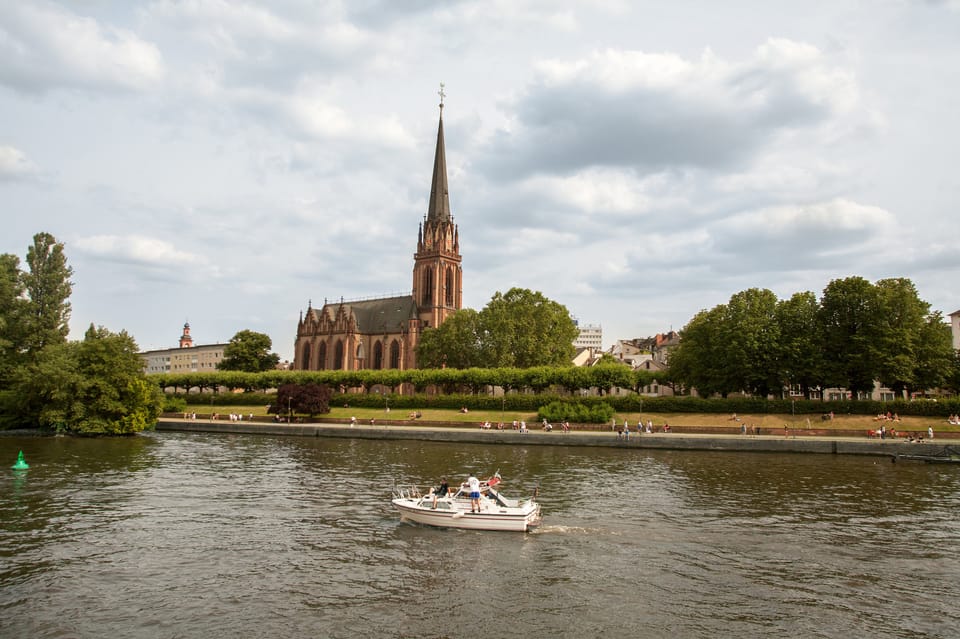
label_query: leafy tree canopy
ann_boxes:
[2,324,161,433]
[416,288,578,369]
[668,277,953,399]
[21,232,73,356]
[219,330,281,372]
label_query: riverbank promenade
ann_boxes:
[155,417,954,458]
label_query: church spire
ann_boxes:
[426,82,451,222]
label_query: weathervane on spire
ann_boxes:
[438,82,446,113]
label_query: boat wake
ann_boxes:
[531,524,607,535]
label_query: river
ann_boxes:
[2,432,958,638]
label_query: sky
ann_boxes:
[2,0,959,361]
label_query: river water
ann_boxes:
[1,432,958,638]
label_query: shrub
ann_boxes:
[538,400,615,423]
[161,395,188,413]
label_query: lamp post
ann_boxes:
[288,396,292,423]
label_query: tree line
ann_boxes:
[0,233,161,433]
[153,365,661,396]
[668,278,958,399]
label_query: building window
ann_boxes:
[422,269,433,305]
[334,341,344,370]
[390,340,400,369]
[302,343,311,370]
[445,266,454,305]
[318,342,327,370]
[373,341,383,370]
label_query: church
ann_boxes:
[292,93,462,371]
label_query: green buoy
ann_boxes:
[12,450,29,470]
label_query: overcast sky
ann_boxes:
[2,0,958,360]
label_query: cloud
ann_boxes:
[0,146,38,181]
[145,0,379,90]
[475,39,862,179]
[73,234,220,281]
[0,2,164,94]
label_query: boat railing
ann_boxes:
[393,485,424,500]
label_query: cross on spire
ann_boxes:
[438,82,445,112]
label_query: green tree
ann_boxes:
[478,288,578,368]
[219,330,281,372]
[775,291,824,399]
[416,308,483,368]
[668,306,726,397]
[818,276,881,397]
[0,253,25,381]
[912,312,954,392]
[3,325,161,433]
[21,232,73,356]
[873,278,929,396]
[720,288,781,397]
[416,289,578,369]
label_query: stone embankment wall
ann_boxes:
[156,419,954,459]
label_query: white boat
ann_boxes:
[392,476,542,532]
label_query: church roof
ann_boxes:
[426,108,451,222]
[331,295,419,334]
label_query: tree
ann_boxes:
[818,276,881,397]
[3,325,161,433]
[219,330,280,372]
[416,308,482,368]
[274,382,332,418]
[871,278,928,396]
[668,306,727,397]
[21,232,73,356]
[416,288,578,369]
[775,291,824,399]
[719,288,781,397]
[478,288,578,368]
[912,312,954,392]
[0,253,25,381]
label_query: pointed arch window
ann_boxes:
[390,340,401,369]
[301,343,312,370]
[373,341,384,370]
[333,340,344,370]
[422,269,433,305]
[318,342,327,370]
[445,266,454,306]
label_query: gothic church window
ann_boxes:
[333,340,344,370]
[445,266,454,305]
[390,340,400,369]
[318,342,327,370]
[302,343,311,370]
[373,341,383,369]
[423,269,433,304]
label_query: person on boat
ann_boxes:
[467,473,481,513]
[432,477,449,509]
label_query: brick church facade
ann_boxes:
[292,98,462,371]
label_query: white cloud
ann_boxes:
[477,38,864,179]
[0,146,38,181]
[74,234,216,273]
[0,3,164,93]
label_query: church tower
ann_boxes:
[179,322,194,348]
[412,84,462,329]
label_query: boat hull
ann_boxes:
[392,498,541,532]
